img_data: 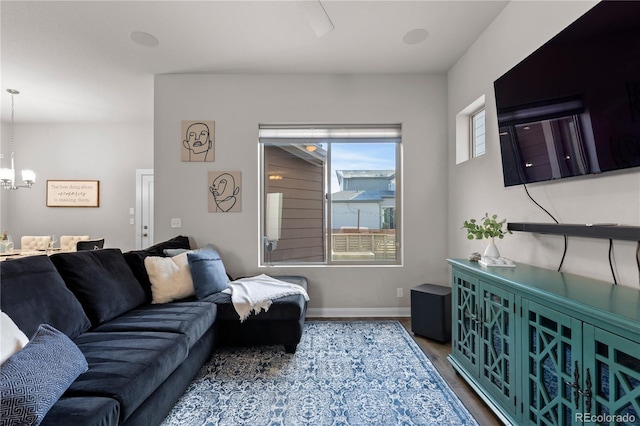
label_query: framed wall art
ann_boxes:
[182,120,215,162]
[208,171,241,213]
[47,180,100,207]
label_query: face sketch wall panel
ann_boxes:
[182,120,215,162]
[208,171,241,213]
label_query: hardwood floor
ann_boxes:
[307,317,503,426]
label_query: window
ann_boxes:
[455,95,485,164]
[471,108,486,157]
[259,124,401,265]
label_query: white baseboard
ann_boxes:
[306,307,411,318]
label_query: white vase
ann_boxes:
[483,237,500,259]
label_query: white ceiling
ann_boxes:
[1,0,508,124]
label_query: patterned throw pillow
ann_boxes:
[0,324,88,426]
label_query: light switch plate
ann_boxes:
[171,218,181,228]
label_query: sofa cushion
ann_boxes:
[188,248,230,299]
[91,301,217,347]
[0,324,89,426]
[144,253,195,303]
[70,331,189,421]
[123,236,191,301]
[205,293,307,321]
[0,311,29,365]
[203,275,308,321]
[0,255,92,339]
[50,249,147,326]
[42,396,120,426]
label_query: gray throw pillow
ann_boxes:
[0,324,89,425]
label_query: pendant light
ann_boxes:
[1,89,35,190]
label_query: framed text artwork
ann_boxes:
[182,120,215,162]
[208,171,241,213]
[47,180,100,207]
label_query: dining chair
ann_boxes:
[60,235,90,251]
[76,238,104,251]
[20,236,52,251]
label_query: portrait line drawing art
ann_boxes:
[182,120,215,162]
[208,171,242,213]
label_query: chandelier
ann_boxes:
[1,89,35,190]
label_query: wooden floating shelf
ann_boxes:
[507,222,640,242]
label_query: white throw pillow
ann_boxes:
[1,311,29,365]
[144,252,195,304]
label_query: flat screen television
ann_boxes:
[494,0,640,187]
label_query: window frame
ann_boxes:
[471,107,486,158]
[259,124,402,267]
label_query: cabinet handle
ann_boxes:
[578,368,593,413]
[472,304,480,328]
[566,361,581,409]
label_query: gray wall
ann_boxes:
[447,1,640,288]
[154,74,448,316]
[0,122,153,251]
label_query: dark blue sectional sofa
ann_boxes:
[0,236,307,426]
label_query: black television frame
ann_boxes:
[494,0,640,187]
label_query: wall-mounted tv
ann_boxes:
[494,0,640,187]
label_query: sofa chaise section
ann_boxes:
[206,275,308,353]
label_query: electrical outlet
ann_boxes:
[397,288,403,298]
[171,218,181,228]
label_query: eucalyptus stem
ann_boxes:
[462,213,512,240]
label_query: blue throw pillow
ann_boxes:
[187,249,230,299]
[0,324,89,426]
[164,244,214,258]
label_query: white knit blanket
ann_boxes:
[224,274,309,322]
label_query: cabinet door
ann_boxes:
[583,325,640,425]
[478,282,517,414]
[452,270,480,375]
[522,300,582,425]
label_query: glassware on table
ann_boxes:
[48,235,58,253]
[0,232,14,254]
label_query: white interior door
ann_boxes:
[135,169,154,249]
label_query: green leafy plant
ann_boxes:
[462,213,512,240]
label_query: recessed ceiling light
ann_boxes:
[403,28,429,45]
[129,31,159,48]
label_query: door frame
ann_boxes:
[135,169,154,249]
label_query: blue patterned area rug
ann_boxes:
[162,321,478,425]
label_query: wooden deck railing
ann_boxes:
[331,232,396,261]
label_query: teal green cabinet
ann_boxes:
[479,282,516,412]
[452,269,518,420]
[448,259,640,426]
[451,270,480,375]
[522,300,582,424]
[584,325,640,424]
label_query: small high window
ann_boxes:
[455,95,485,164]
